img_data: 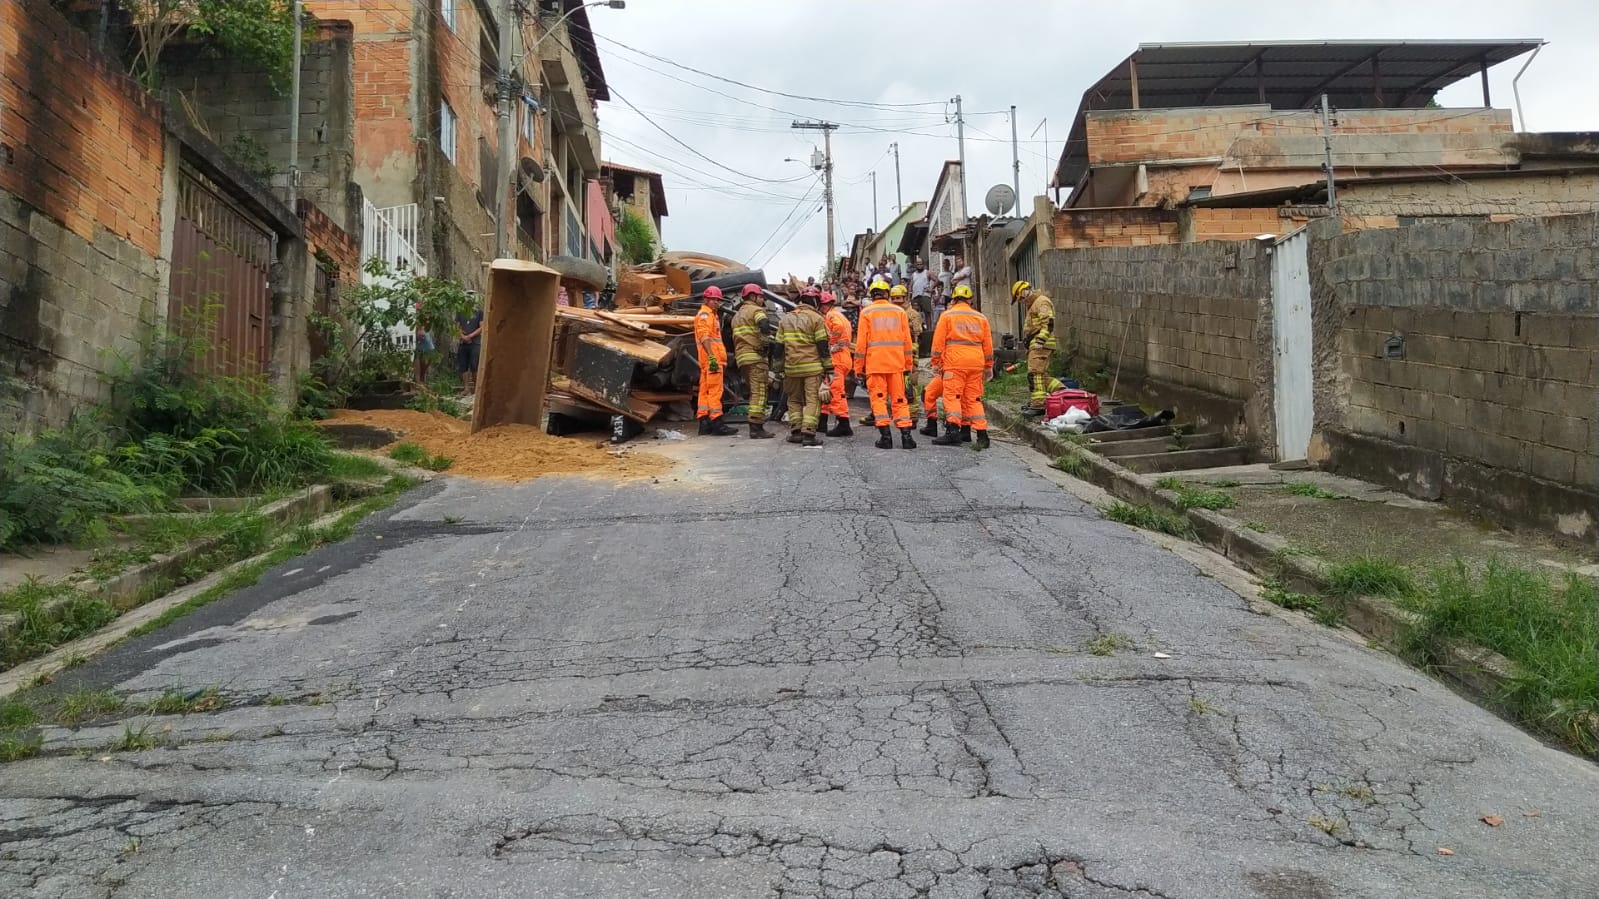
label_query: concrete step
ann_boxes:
[1083,425,1174,443]
[1093,432,1225,458]
[1117,445,1254,474]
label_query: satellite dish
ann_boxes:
[984,183,1017,217]
[520,157,546,182]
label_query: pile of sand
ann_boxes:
[325,409,672,483]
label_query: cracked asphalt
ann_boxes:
[4,432,1599,898]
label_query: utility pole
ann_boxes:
[951,95,968,224]
[891,142,902,212]
[1320,93,1338,212]
[494,0,522,259]
[286,0,303,208]
[792,120,837,266]
[870,171,878,231]
[1009,104,1021,216]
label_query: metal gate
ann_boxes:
[1270,227,1314,461]
[169,166,276,375]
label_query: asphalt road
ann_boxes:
[4,428,1598,899]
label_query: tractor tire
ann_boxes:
[545,255,608,291]
[689,270,766,297]
[659,250,747,275]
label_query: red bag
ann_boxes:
[1046,389,1100,419]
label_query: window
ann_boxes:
[439,100,457,163]
[523,97,539,143]
[440,0,456,30]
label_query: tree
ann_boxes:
[616,207,657,265]
[123,0,302,92]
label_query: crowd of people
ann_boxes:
[691,273,1057,451]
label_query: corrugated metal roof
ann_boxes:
[1053,40,1542,187]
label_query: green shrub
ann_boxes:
[0,427,166,551]
[387,443,430,466]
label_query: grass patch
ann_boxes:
[1207,479,1242,488]
[986,369,1028,403]
[108,723,157,752]
[1,584,118,671]
[0,734,42,761]
[1326,557,1416,599]
[326,453,390,482]
[1261,580,1344,627]
[1051,451,1091,479]
[1308,815,1346,837]
[1156,477,1236,511]
[1099,502,1195,539]
[128,475,417,639]
[1188,696,1220,715]
[0,698,38,729]
[145,687,224,716]
[1087,634,1133,656]
[388,442,452,472]
[1285,481,1342,500]
[57,689,125,726]
[1401,561,1597,757]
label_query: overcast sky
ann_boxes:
[589,1,1594,280]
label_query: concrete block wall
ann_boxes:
[1338,172,1599,220]
[1038,239,1275,442]
[1309,213,1599,540]
[1053,208,1180,249]
[0,0,167,431]
[160,23,357,233]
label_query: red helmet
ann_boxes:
[820,291,837,305]
[741,283,763,298]
[702,286,723,300]
[801,286,822,298]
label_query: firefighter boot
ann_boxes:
[875,426,894,449]
[932,420,963,446]
[825,416,853,437]
[900,428,918,450]
[802,431,824,448]
[697,417,711,436]
[961,425,973,443]
[709,416,737,436]
[974,429,991,450]
[748,422,774,439]
[919,417,939,437]
[787,427,806,444]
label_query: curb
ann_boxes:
[0,503,356,697]
[988,401,1523,715]
[0,485,334,646]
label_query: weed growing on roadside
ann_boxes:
[1308,815,1346,836]
[1188,696,1220,715]
[1156,477,1236,511]
[1285,481,1342,500]
[1099,502,1195,539]
[1,583,117,670]
[1327,557,1416,598]
[326,454,389,482]
[1207,479,1242,488]
[1261,581,1344,627]
[0,699,38,729]
[406,391,468,420]
[57,690,125,726]
[1402,560,1597,757]
[264,695,289,706]
[1052,451,1091,478]
[388,442,451,470]
[109,723,156,752]
[146,688,224,716]
[0,734,43,762]
[1087,634,1133,656]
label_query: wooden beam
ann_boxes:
[1128,57,1141,110]
[566,381,661,423]
[577,332,674,367]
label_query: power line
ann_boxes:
[745,182,819,265]
[596,34,947,110]
[758,203,825,271]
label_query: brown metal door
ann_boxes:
[169,166,276,375]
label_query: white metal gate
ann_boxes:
[1270,227,1314,461]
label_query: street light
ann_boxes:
[520,0,625,65]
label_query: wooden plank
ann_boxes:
[568,381,661,423]
[577,332,673,367]
[627,389,693,404]
[615,313,696,327]
[595,310,651,333]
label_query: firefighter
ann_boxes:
[1012,280,1057,417]
[918,369,945,437]
[890,283,925,430]
[695,286,736,435]
[930,283,993,449]
[777,287,833,447]
[730,283,774,439]
[820,291,854,437]
[854,280,917,450]
[859,280,893,426]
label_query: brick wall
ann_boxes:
[1185,206,1311,242]
[0,0,166,429]
[160,22,357,232]
[1053,208,1180,248]
[1038,240,1275,441]
[1339,172,1599,220]
[1309,213,1599,539]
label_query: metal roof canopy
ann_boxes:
[1054,40,1543,187]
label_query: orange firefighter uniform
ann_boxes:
[694,290,730,429]
[822,299,853,422]
[930,292,994,447]
[853,296,916,444]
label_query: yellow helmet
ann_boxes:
[952,284,973,300]
[869,279,891,294]
[1011,280,1032,300]
[889,284,908,299]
